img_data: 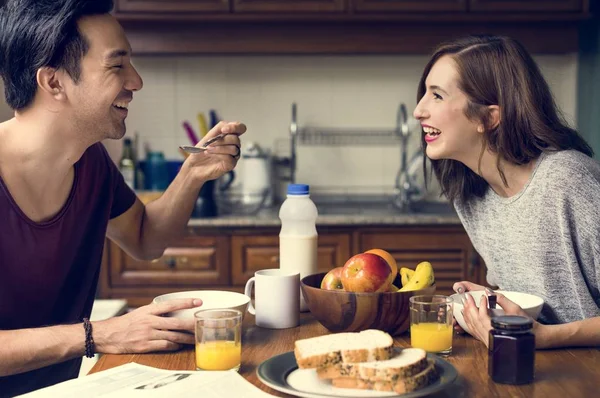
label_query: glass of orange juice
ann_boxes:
[409,295,453,356]
[194,309,242,371]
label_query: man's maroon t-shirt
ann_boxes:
[0,143,136,396]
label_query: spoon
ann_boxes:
[485,287,497,309]
[179,134,227,154]
[179,145,209,154]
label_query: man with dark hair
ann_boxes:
[0,0,245,395]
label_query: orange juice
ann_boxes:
[195,341,241,371]
[410,322,453,353]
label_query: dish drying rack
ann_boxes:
[284,102,423,211]
[292,102,408,147]
[297,127,403,146]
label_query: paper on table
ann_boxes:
[17,363,278,398]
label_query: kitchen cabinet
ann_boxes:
[230,231,351,284]
[114,0,590,54]
[353,0,466,13]
[358,226,476,296]
[468,0,584,13]
[233,0,345,13]
[98,224,484,307]
[116,0,230,13]
[105,233,230,287]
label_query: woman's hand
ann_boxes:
[93,298,203,354]
[462,292,542,348]
[451,281,487,334]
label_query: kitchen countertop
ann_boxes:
[187,201,461,227]
[135,191,461,227]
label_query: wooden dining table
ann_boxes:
[90,313,600,397]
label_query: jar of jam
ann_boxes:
[488,315,535,385]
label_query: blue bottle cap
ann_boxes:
[287,184,309,195]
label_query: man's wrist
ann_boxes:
[180,159,209,187]
[90,320,111,354]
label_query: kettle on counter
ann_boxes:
[241,142,273,207]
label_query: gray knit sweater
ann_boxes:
[454,150,600,324]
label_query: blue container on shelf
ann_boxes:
[144,151,170,190]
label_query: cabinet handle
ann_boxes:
[468,252,479,278]
[270,255,279,263]
[165,257,176,269]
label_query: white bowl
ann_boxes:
[153,290,250,320]
[451,290,544,335]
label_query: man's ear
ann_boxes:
[36,67,66,101]
[486,105,500,130]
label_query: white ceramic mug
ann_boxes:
[244,269,300,329]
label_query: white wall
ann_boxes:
[0,81,13,122]
[94,54,582,196]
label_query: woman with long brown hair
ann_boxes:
[413,35,600,349]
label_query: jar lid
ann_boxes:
[491,315,533,331]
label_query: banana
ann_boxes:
[400,267,415,287]
[398,261,435,292]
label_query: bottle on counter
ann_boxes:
[145,151,169,191]
[488,315,535,385]
[278,183,318,312]
[119,138,136,189]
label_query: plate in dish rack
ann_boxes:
[256,351,458,398]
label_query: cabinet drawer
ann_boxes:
[469,0,582,12]
[233,0,345,13]
[108,235,229,287]
[125,247,214,271]
[117,0,230,13]
[231,232,351,285]
[354,0,466,13]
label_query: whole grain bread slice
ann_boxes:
[294,330,394,369]
[316,348,428,381]
[330,359,438,394]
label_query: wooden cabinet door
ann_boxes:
[353,0,466,12]
[231,232,351,285]
[468,0,583,12]
[107,234,230,287]
[116,0,230,13]
[358,226,477,296]
[233,0,345,13]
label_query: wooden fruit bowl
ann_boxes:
[300,272,436,336]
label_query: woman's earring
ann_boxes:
[477,126,484,133]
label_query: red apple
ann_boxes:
[320,267,344,290]
[341,253,392,293]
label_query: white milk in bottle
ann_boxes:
[279,184,318,312]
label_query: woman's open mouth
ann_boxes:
[423,126,441,142]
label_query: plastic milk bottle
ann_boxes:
[279,184,318,312]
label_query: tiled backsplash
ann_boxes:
[0,54,578,197]
[122,54,577,197]
[0,81,13,122]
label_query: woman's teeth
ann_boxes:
[113,102,129,109]
[423,126,441,136]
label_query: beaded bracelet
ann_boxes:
[83,318,95,358]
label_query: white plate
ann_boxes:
[257,350,458,398]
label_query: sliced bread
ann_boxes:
[331,359,438,394]
[294,330,394,369]
[316,348,428,381]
